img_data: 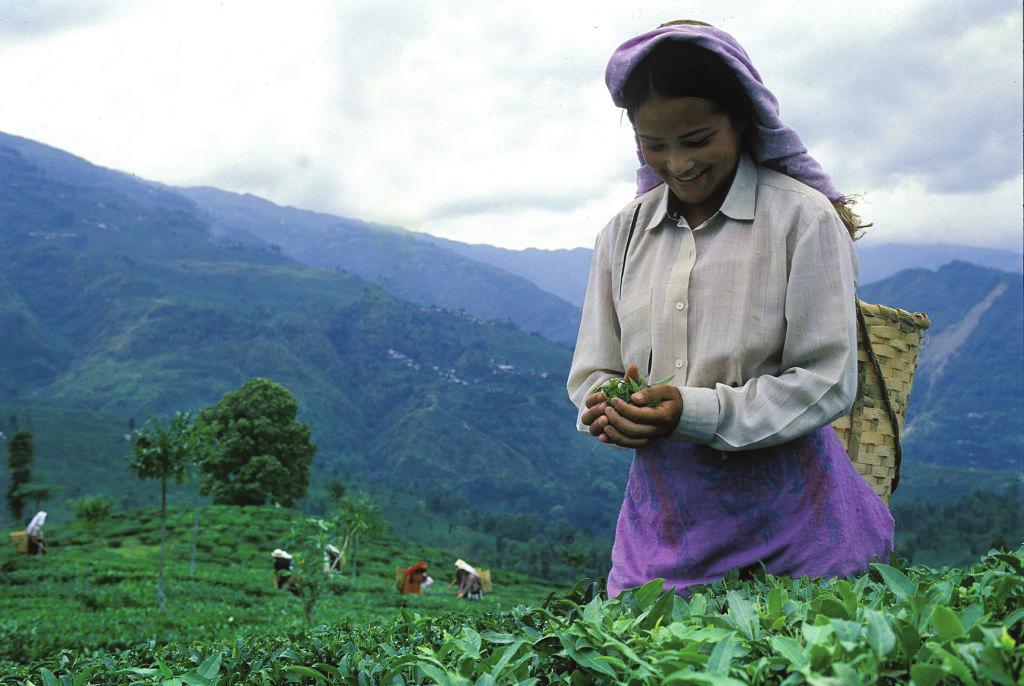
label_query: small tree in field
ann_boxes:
[127,412,217,612]
[6,430,33,522]
[287,516,339,626]
[286,494,381,626]
[71,496,114,542]
[336,492,384,578]
[197,378,315,507]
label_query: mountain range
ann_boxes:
[0,130,1020,531]
[860,262,1023,472]
[0,132,627,533]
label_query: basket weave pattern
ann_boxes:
[9,530,28,554]
[831,301,932,504]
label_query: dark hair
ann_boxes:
[621,40,761,152]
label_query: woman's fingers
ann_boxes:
[624,363,640,382]
[604,403,660,438]
[588,414,609,436]
[630,384,678,407]
[581,400,608,428]
[602,422,650,448]
[609,397,666,424]
[581,391,608,426]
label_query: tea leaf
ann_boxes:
[931,606,965,642]
[706,632,737,674]
[770,635,808,669]
[872,563,916,603]
[865,609,896,658]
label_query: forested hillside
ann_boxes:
[0,137,626,536]
[860,262,1024,471]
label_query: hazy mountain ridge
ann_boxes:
[0,139,624,529]
[175,186,584,347]
[859,262,1023,471]
[418,235,595,308]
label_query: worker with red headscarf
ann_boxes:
[400,561,429,595]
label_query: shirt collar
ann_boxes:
[642,151,758,232]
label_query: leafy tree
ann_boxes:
[128,412,217,612]
[197,378,315,506]
[6,430,33,522]
[71,497,114,541]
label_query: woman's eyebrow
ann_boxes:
[678,127,712,139]
[638,126,713,142]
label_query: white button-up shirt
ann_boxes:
[567,152,859,451]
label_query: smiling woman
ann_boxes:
[566,20,894,599]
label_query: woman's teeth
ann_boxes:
[675,167,707,182]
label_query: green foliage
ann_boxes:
[127,411,220,612]
[128,412,211,488]
[0,505,552,666]
[5,429,33,521]
[197,379,315,507]
[281,495,385,627]
[70,496,114,539]
[286,516,343,626]
[3,542,1021,684]
[593,374,674,407]
[892,485,1022,568]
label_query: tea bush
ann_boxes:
[0,505,553,668]
[2,546,1021,684]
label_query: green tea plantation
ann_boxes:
[1,506,1021,684]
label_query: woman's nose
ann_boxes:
[665,150,696,176]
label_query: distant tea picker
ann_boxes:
[8,511,47,556]
[448,559,491,600]
[396,560,430,595]
[567,20,930,598]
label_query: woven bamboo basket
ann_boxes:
[831,300,932,504]
[9,530,28,554]
[479,568,492,593]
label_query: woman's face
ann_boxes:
[633,95,744,224]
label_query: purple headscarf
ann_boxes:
[605,23,844,203]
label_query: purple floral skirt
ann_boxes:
[607,425,894,598]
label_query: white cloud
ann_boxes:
[0,0,1019,251]
[855,174,1024,251]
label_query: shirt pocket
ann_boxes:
[616,289,652,371]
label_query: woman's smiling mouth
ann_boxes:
[672,166,710,184]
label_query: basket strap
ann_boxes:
[855,299,903,493]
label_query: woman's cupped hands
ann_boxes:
[581,363,683,448]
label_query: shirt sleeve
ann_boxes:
[671,206,859,450]
[567,231,625,434]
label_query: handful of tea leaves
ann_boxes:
[593,374,674,407]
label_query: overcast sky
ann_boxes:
[0,0,1021,251]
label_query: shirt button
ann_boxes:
[675,359,684,369]
[675,301,686,311]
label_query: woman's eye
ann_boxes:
[643,143,666,152]
[687,137,712,147]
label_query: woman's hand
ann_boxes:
[582,364,646,441]
[581,389,609,435]
[600,364,683,448]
